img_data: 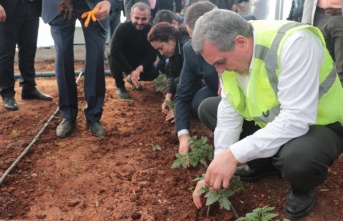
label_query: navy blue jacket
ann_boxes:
[174,40,218,132]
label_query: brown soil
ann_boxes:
[0,61,343,221]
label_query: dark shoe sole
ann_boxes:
[86,123,105,137]
[116,93,131,100]
[284,200,314,220]
[22,96,52,101]
[56,129,74,138]
[56,122,76,138]
[4,106,19,111]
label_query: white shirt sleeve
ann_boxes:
[216,29,324,163]
[214,79,244,157]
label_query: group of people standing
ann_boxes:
[1,0,343,220]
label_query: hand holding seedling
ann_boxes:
[81,1,111,27]
[205,148,239,190]
[165,110,175,123]
[178,134,190,155]
[192,174,243,219]
[193,179,206,209]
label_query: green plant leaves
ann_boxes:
[237,206,288,221]
[171,136,213,169]
[154,74,168,92]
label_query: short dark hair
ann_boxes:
[184,1,217,30]
[153,10,178,24]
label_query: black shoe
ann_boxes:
[3,96,19,111]
[234,165,281,182]
[87,121,105,137]
[56,119,76,138]
[22,89,52,101]
[127,75,144,90]
[284,188,315,220]
[116,86,131,99]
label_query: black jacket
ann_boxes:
[109,21,157,74]
[0,0,42,17]
[165,32,190,95]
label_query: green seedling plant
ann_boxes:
[152,144,161,151]
[193,174,244,217]
[165,100,174,110]
[154,74,168,92]
[11,129,18,137]
[171,136,213,169]
[237,206,290,221]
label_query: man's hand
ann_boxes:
[192,179,206,209]
[0,5,6,22]
[165,110,175,123]
[94,1,111,21]
[161,100,170,114]
[178,134,190,155]
[130,66,143,89]
[162,93,173,114]
[204,148,239,191]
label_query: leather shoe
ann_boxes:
[234,164,281,182]
[116,86,131,99]
[22,89,52,101]
[87,121,105,137]
[56,119,76,138]
[284,188,315,219]
[3,97,19,111]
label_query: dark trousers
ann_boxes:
[108,58,159,88]
[191,86,217,119]
[198,96,343,192]
[49,0,107,122]
[314,13,343,85]
[0,1,39,97]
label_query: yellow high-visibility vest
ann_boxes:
[221,20,343,128]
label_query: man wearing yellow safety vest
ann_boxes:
[191,9,343,219]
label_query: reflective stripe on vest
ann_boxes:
[252,22,337,124]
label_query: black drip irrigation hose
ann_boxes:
[14,70,112,79]
[0,71,85,186]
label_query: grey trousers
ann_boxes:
[198,96,343,191]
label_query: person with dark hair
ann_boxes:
[42,0,119,137]
[191,9,343,219]
[0,0,52,111]
[153,9,180,75]
[153,9,179,25]
[123,0,149,21]
[109,2,159,99]
[174,1,219,155]
[148,22,190,116]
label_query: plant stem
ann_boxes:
[207,204,210,217]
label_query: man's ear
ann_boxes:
[235,35,247,48]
